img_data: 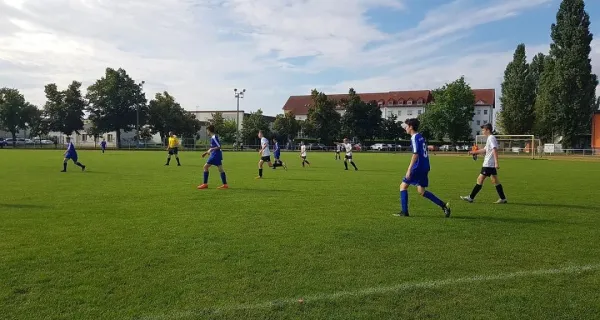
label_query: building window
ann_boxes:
[81,134,87,142]
[388,100,394,106]
[407,100,413,105]
[477,120,481,125]
[378,101,384,106]
[417,99,423,105]
[417,110,422,115]
[483,120,488,124]
[477,110,481,115]
[484,110,488,115]
[398,100,404,105]
[107,134,113,142]
[407,110,413,116]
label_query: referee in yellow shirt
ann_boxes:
[165,131,181,166]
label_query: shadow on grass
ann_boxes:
[0,204,51,209]
[452,215,562,224]
[509,202,599,211]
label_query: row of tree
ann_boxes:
[497,0,599,148]
[0,68,203,148]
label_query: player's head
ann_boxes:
[301,141,305,145]
[404,118,419,134]
[207,125,215,135]
[258,130,264,138]
[66,137,71,143]
[169,131,174,137]
[272,137,277,143]
[480,123,493,136]
[343,138,348,143]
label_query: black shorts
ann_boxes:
[301,156,307,160]
[480,167,497,177]
[261,156,271,162]
[168,147,178,155]
[345,154,352,160]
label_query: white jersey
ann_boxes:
[344,143,353,156]
[260,137,270,156]
[300,145,307,157]
[482,135,498,167]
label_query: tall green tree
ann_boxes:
[418,104,446,141]
[539,0,598,147]
[43,81,86,136]
[86,68,147,148]
[241,109,271,145]
[498,44,536,134]
[340,88,382,142]
[273,111,300,143]
[429,76,476,143]
[147,91,194,143]
[529,53,546,95]
[220,119,238,143]
[534,57,559,141]
[0,88,34,146]
[306,89,341,145]
[24,106,48,139]
[209,112,226,134]
[380,115,404,140]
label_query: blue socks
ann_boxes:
[400,190,408,213]
[220,172,227,184]
[203,171,209,184]
[424,191,445,208]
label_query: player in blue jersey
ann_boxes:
[100,138,107,153]
[271,138,287,170]
[395,118,450,217]
[198,125,228,189]
[61,137,86,172]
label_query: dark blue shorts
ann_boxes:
[66,154,78,162]
[207,156,222,166]
[402,170,429,187]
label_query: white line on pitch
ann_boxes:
[142,264,600,319]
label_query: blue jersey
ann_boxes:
[100,141,106,148]
[410,133,430,172]
[66,142,77,155]
[274,142,280,157]
[210,135,223,159]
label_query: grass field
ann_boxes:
[1,149,600,319]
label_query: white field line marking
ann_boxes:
[143,264,600,319]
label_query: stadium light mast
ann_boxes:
[234,88,246,150]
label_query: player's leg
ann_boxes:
[61,157,69,172]
[216,165,228,188]
[258,159,264,178]
[417,185,451,218]
[74,159,86,171]
[350,157,358,170]
[344,157,349,170]
[174,148,181,166]
[397,181,410,216]
[490,175,507,203]
[198,163,212,189]
[461,173,487,202]
[165,149,172,165]
[304,157,310,166]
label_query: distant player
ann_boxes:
[461,123,507,204]
[61,137,86,172]
[396,118,450,218]
[300,141,310,167]
[100,138,107,153]
[335,143,342,160]
[343,138,358,171]
[471,143,478,160]
[257,130,272,178]
[198,125,228,189]
[165,131,181,166]
[272,138,287,170]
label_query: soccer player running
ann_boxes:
[272,138,287,170]
[461,123,507,204]
[257,130,273,178]
[343,138,358,171]
[396,118,451,218]
[61,137,86,172]
[165,131,181,166]
[100,138,107,153]
[198,125,228,189]
[300,141,310,167]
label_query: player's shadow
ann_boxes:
[0,204,51,209]
[509,202,599,211]
[229,187,295,194]
[452,215,563,224]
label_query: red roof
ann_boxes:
[282,89,495,115]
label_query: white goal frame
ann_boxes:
[475,135,541,159]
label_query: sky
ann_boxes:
[0,0,599,116]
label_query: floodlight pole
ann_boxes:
[234,88,246,151]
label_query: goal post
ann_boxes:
[475,135,542,159]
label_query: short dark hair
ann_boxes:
[405,118,420,131]
[258,130,263,135]
[207,125,215,133]
[480,123,493,131]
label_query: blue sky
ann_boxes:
[0,0,599,116]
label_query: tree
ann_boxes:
[138,127,153,143]
[380,115,404,140]
[534,57,559,141]
[241,109,270,145]
[273,111,300,143]
[429,76,476,144]
[419,104,446,141]
[43,81,86,136]
[540,0,598,147]
[340,88,382,142]
[306,89,341,145]
[529,53,546,95]
[86,119,104,148]
[147,91,183,143]
[220,119,238,143]
[497,44,536,135]
[0,88,34,146]
[209,112,226,134]
[178,111,203,140]
[24,106,48,139]
[86,68,147,148]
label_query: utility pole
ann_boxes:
[234,88,246,150]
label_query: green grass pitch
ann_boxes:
[1,150,600,319]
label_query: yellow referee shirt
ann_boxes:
[168,136,179,148]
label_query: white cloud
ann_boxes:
[0,0,596,117]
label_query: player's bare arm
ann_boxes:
[492,148,499,169]
[406,153,418,179]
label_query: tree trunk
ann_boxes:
[11,131,16,147]
[116,129,121,149]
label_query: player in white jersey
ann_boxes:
[256,130,273,179]
[460,123,507,204]
[342,138,358,171]
[300,141,310,167]
[335,143,342,160]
